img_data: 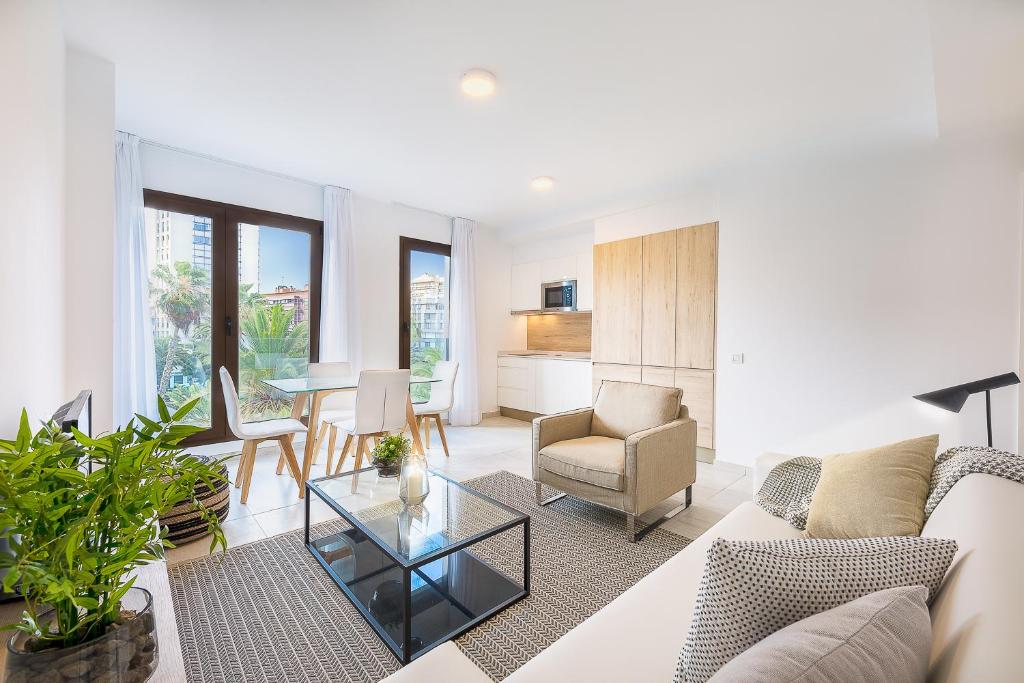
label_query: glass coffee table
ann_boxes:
[305,467,530,664]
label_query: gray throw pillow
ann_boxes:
[709,586,932,683]
[674,536,957,683]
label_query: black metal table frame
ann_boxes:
[305,466,531,665]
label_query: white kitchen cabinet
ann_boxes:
[533,358,592,414]
[496,355,534,411]
[497,355,592,414]
[540,255,577,283]
[510,262,542,311]
[575,250,593,310]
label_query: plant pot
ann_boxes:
[373,459,401,478]
[4,587,158,683]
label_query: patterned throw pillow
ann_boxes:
[673,536,958,683]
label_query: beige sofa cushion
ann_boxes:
[591,380,681,440]
[539,436,625,490]
[806,434,938,539]
[710,586,932,683]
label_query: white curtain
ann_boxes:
[112,132,157,426]
[449,217,481,426]
[320,186,361,368]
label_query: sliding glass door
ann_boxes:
[399,237,451,402]
[143,190,322,444]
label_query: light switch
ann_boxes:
[731,353,744,364]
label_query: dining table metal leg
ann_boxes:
[405,394,426,455]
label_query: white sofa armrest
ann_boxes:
[753,452,812,496]
[379,642,490,683]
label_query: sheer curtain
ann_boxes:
[320,186,361,368]
[112,132,157,426]
[449,217,481,426]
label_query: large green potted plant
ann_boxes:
[0,397,227,683]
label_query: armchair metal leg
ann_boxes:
[535,482,567,507]
[631,486,693,542]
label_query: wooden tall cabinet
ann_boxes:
[641,230,677,367]
[592,237,643,365]
[676,223,717,369]
[591,223,718,448]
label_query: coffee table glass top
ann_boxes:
[309,467,527,566]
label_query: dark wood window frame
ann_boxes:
[399,236,452,370]
[143,189,323,445]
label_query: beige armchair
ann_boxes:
[533,380,697,541]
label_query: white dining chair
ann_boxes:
[274,361,354,475]
[219,367,307,504]
[326,369,411,475]
[413,361,459,458]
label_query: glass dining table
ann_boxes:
[261,374,441,498]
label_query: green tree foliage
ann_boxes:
[150,262,210,394]
[238,303,310,420]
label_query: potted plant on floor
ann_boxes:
[371,435,410,478]
[0,397,227,683]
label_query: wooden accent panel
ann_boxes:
[674,368,715,448]
[640,365,675,388]
[592,237,643,365]
[591,362,642,401]
[641,230,676,367]
[527,312,592,352]
[675,222,718,370]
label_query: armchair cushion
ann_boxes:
[591,381,682,440]
[539,436,626,491]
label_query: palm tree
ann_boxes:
[150,261,210,393]
[238,303,310,419]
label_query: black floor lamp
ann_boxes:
[913,372,1020,447]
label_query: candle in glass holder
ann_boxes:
[399,453,429,505]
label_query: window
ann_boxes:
[143,190,322,443]
[399,237,451,402]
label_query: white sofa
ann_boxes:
[384,453,1024,682]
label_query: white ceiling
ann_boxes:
[61,0,1023,233]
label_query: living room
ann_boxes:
[2,1,1023,682]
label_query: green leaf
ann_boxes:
[157,395,171,422]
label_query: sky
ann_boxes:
[411,250,448,279]
[259,227,310,290]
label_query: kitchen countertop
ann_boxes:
[499,350,592,361]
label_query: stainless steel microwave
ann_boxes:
[541,279,577,312]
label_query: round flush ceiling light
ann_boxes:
[461,69,496,98]
[530,176,555,192]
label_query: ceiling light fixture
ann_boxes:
[530,176,555,192]
[461,69,496,98]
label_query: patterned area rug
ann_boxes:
[169,470,690,682]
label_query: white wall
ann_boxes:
[65,48,116,433]
[0,0,66,435]
[138,145,510,414]
[593,143,1023,467]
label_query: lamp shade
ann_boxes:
[913,372,1020,413]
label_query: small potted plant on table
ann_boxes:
[370,435,410,478]
[0,397,227,683]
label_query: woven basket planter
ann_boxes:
[160,455,230,545]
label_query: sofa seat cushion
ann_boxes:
[504,503,804,682]
[591,380,682,440]
[539,436,625,490]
